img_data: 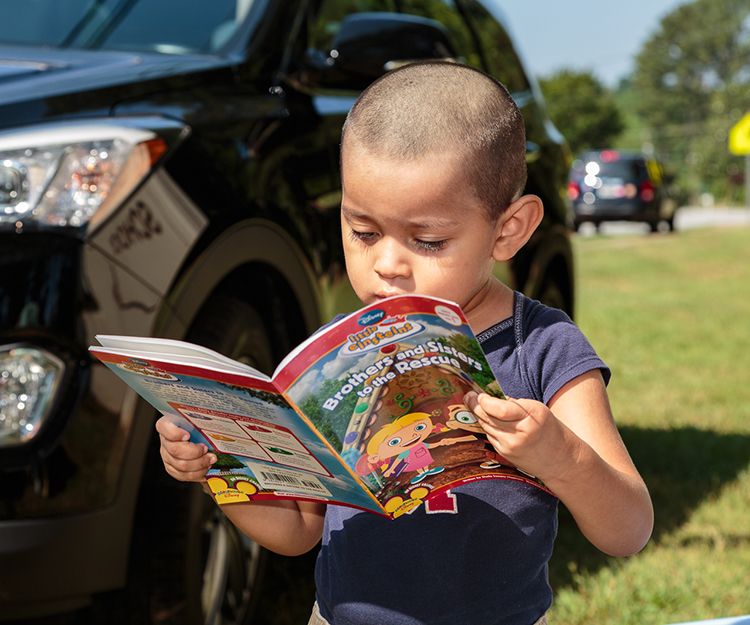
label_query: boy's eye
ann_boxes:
[349,229,378,243]
[414,239,447,253]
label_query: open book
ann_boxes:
[90,294,551,519]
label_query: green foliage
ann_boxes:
[438,333,497,390]
[211,453,245,470]
[299,376,361,449]
[631,0,750,203]
[219,383,292,408]
[611,79,651,151]
[538,69,624,153]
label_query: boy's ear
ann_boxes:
[491,194,544,262]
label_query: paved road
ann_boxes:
[674,206,750,230]
[576,207,750,237]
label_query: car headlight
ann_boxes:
[0,333,90,466]
[0,346,64,447]
[0,118,184,231]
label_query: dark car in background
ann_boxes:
[0,1,574,623]
[568,149,678,232]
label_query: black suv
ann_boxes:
[568,149,678,232]
[0,1,574,623]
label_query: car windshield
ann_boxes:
[0,0,259,55]
[595,160,642,180]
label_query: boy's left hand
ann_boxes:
[463,391,577,483]
[466,370,653,557]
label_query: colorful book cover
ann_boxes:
[91,294,551,519]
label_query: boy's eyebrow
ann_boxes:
[341,205,461,229]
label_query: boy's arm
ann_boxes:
[157,416,326,556]
[218,498,326,557]
[465,370,653,557]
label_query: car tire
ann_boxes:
[181,294,319,625]
[536,276,570,316]
[181,294,276,625]
[123,295,278,625]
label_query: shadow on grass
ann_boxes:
[549,425,750,590]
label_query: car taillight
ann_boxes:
[599,150,620,162]
[567,181,580,200]
[640,180,655,202]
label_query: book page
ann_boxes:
[96,334,268,378]
[275,294,550,518]
[90,345,384,514]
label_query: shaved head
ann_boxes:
[342,61,527,220]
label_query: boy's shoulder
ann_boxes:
[478,291,575,345]
[520,293,576,330]
[479,291,607,403]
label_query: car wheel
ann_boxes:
[182,295,276,625]
[122,295,277,625]
[185,482,267,625]
[536,276,570,316]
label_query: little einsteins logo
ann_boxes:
[340,314,424,357]
[117,359,179,381]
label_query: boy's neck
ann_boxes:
[464,278,515,334]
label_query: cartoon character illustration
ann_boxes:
[367,412,455,484]
[444,404,485,440]
[444,403,513,470]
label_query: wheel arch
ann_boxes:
[523,224,576,319]
[154,218,322,346]
[115,220,324,623]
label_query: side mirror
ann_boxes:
[307,12,458,90]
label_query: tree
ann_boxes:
[299,376,361,447]
[538,69,624,154]
[631,0,750,203]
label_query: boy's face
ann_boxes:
[340,142,501,319]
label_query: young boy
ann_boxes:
[157,61,653,625]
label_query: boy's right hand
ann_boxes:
[156,416,216,482]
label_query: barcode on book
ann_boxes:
[247,462,332,497]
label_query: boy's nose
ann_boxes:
[373,238,410,280]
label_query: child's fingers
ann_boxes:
[160,435,209,461]
[155,417,217,482]
[160,442,216,481]
[155,415,190,441]
[163,459,213,483]
[156,416,213,460]
[464,392,529,425]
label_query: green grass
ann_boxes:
[548,226,750,624]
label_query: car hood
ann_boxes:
[0,45,235,111]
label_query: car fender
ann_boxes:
[522,223,575,317]
[154,218,322,342]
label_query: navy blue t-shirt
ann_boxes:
[315,293,610,625]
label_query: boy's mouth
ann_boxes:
[375,290,401,300]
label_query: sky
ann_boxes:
[497,0,689,87]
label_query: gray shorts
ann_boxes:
[307,602,549,625]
